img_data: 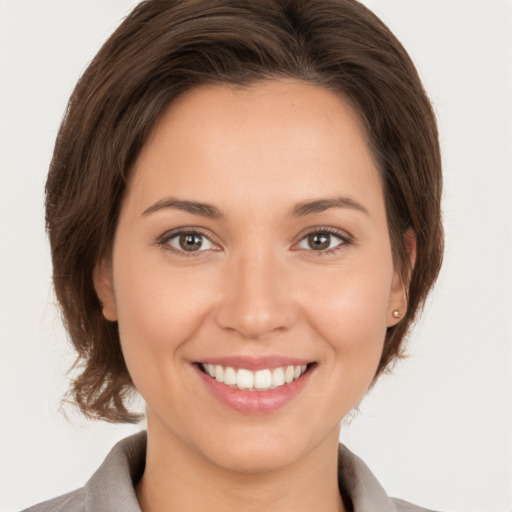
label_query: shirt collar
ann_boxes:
[85,431,398,512]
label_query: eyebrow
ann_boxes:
[290,197,368,217]
[142,196,367,219]
[142,197,225,219]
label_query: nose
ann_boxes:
[215,247,298,340]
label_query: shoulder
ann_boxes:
[392,497,442,512]
[20,432,146,512]
[338,443,443,512]
[21,488,85,512]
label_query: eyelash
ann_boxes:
[294,227,352,256]
[157,228,218,257]
[157,226,352,257]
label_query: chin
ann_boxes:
[210,444,299,474]
[197,425,318,475]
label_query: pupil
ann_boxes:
[308,233,330,250]
[180,233,202,251]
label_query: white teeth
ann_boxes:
[237,368,254,390]
[272,367,285,387]
[284,365,294,383]
[214,365,224,382]
[201,363,309,391]
[224,366,237,385]
[254,369,272,390]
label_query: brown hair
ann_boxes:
[47,0,443,422]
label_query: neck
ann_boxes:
[136,419,345,512]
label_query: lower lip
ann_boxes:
[194,365,314,414]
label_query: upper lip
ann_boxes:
[196,356,314,371]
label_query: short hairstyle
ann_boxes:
[46,0,443,422]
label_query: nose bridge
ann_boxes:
[215,242,296,339]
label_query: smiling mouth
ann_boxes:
[197,363,315,392]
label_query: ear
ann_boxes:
[387,228,416,327]
[93,258,118,322]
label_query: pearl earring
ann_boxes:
[392,310,401,319]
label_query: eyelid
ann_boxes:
[157,227,221,255]
[292,226,353,254]
[156,225,352,256]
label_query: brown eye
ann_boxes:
[306,233,331,251]
[295,230,346,253]
[179,233,203,251]
[165,232,214,253]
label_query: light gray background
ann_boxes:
[0,1,511,511]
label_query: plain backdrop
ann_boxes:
[0,1,511,511]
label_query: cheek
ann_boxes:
[301,263,391,344]
[297,258,392,390]
[111,249,214,386]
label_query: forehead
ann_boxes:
[127,79,383,217]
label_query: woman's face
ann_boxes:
[95,80,406,472]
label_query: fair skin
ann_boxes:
[94,80,410,512]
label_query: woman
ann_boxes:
[24,0,443,510]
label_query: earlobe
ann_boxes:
[387,228,417,327]
[387,274,406,327]
[93,259,118,322]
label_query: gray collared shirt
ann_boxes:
[23,431,439,512]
